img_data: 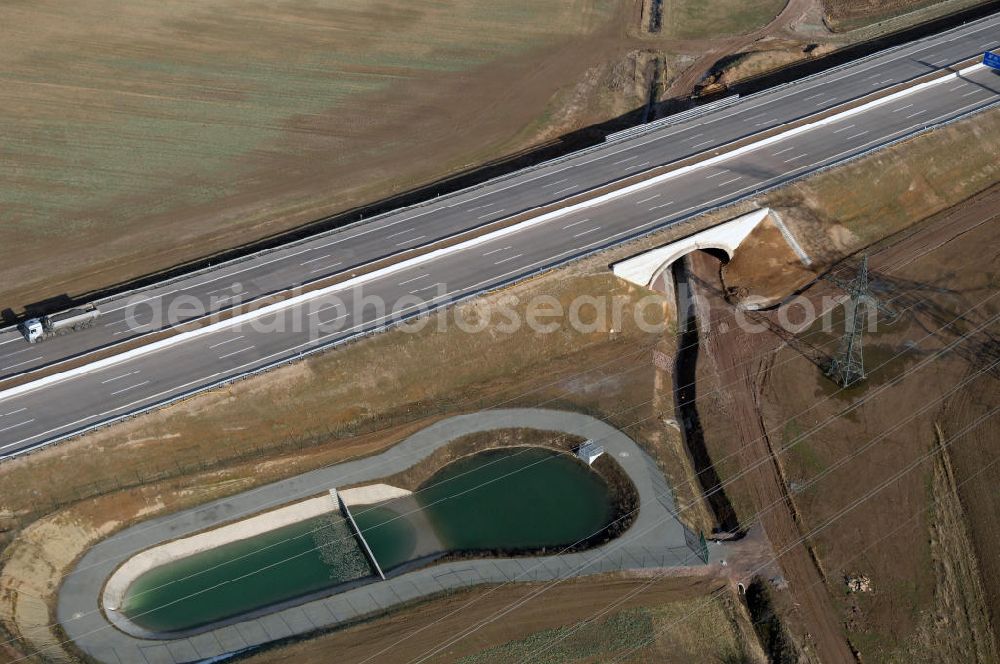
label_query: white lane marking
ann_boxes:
[962,89,982,97]
[87,23,1000,324]
[1,408,27,418]
[9,76,986,449]
[410,283,443,295]
[635,161,651,168]
[717,176,743,186]
[906,109,927,119]
[100,370,142,384]
[705,170,729,179]
[10,95,987,456]
[208,336,246,349]
[397,274,429,286]
[542,178,569,188]
[847,130,870,139]
[892,103,913,112]
[395,235,426,246]
[613,155,638,165]
[0,419,34,434]
[753,118,779,126]
[744,112,766,121]
[110,381,150,397]
[562,218,590,229]
[387,228,416,239]
[104,319,130,327]
[691,140,713,148]
[5,61,994,437]
[0,338,21,347]
[573,227,601,238]
[204,285,237,295]
[649,201,674,211]
[2,357,43,371]
[217,346,255,360]
[466,202,495,212]
[494,253,523,265]
[832,123,856,133]
[478,210,504,219]
[783,153,808,163]
[309,261,343,274]
[482,246,512,257]
[0,347,36,359]
[299,253,332,265]
[317,313,349,326]
[771,146,794,156]
[803,92,824,100]
[635,193,661,203]
[552,186,575,196]
[948,83,966,91]
[815,100,830,106]
[686,133,703,139]
[306,304,338,318]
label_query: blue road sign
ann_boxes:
[985,51,1000,71]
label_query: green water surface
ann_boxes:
[418,447,613,551]
[351,505,418,571]
[121,447,615,633]
[121,514,372,633]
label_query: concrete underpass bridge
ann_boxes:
[611,208,776,296]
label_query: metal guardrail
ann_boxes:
[5,96,995,462]
[604,96,740,142]
[5,10,995,339]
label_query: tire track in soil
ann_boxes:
[686,249,857,663]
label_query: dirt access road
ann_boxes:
[661,0,818,99]
[686,249,856,662]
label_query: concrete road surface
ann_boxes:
[0,16,998,457]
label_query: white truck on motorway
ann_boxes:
[19,305,100,343]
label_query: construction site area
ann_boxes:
[1,0,999,663]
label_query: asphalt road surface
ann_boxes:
[1,15,998,457]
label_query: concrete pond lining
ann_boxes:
[58,409,710,663]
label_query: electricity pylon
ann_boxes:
[825,256,895,388]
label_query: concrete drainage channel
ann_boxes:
[57,410,716,664]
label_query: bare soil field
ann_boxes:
[658,0,788,39]
[5,0,922,316]
[242,576,762,664]
[695,185,1000,660]
[1,0,629,313]
[821,0,988,31]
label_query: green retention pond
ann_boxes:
[120,447,616,633]
[121,514,373,633]
[418,447,613,551]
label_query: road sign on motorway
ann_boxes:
[985,51,1000,71]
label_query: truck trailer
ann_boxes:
[20,305,100,343]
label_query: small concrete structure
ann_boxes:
[576,441,605,465]
[338,483,412,506]
[335,490,386,581]
[611,208,771,293]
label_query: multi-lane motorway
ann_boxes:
[0,14,998,457]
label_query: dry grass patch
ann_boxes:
[660,0,787,39]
